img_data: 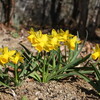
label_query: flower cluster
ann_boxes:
[0,47,24,65]
[92,44,100,60]
[28,28,81,52]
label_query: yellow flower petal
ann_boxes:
[92,44,100,60]
[92,52,99,60]
[3,47,8,54]
[10,52,24,64]
[0,54,9,65]
[28,35,35,43]
[51,29,58,36]
[8,50,16,57]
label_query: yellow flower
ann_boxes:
[33,34,49,52]
[3,47,16,57]
[28,28,35,35]
[65,36,81,50]
[51,29,58,37]
[91,44,100,60]
[48,37,60,50]
[28,29,42,44]
[65,30,74,38]
[0,47,16,65]
[27,28,81,52]
[28,34,35,43]
[10,52,24,64]
[0,48,3,54]
[51,29,61,41]
[59,29,74,42]
[28,31,37,44]
[45,29,61,51]
[0,54,9,65]
[28,29,50,52]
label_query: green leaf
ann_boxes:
[51,72,76,79]
[91,63,100,81]
[29,72,41,82]
[0,81,10,88]
[71,54,91,67]
[78,70,94,74]
[46,64,60,81]
[0,73,8,77]
[19,58,37,78]
[57,54,90,74]
[73,71,99,92]
[75,71,91,82]
[68,50,74,62]
[53,52,56,68]
[7,63,15,68]
[19,43,31,55]
[60,59,81,72]
[22,52,31,61]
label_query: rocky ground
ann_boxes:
[0,79,100,100]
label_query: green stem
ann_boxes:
[53,51,55,69]
[14,64,18,86]
[64,46,67,62]
[42,51,46,82]
[58,47,61,70]
[67,49,71,63]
